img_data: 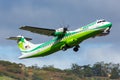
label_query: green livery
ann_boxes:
[8,19,112,59]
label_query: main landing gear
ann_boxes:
[61,44,80,52]
[62,46,67,51]
[61,44,69,51]
[73,45,80,52]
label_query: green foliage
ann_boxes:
[0,60,120,80]
[63,77,75,80]
[7,65,21,74]
[92,62,107,77]
[0,76,15,80]
[71,64,84,78]
[64,69,73,75]
[71,64,93,78]
[32,72,43,80]
[71,62,120,79]
[42,65,62,72]
[83,65,93,77]
[0,60,12,66]
[110,67,119,79]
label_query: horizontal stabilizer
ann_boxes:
[7,36,32,41]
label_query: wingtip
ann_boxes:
[19,26,25,29]
[6,37,16,40]
[6,37,11,40]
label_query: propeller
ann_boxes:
[63,25,69,33]
[63,27,68,33]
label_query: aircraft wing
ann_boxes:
[20,26,56,36]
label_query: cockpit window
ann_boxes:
[97,19,106,23]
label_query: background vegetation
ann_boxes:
[0,60,120,80]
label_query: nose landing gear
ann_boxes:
[104,27,110,34]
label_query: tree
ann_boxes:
[92,62,107,77]
[71,64,84,78]
[32,72,43,80]
[110,66,119,79]
[83,65,93,77]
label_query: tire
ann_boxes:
[73,47,79,52]
[62,46,67,51]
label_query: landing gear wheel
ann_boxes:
[107,30,110,33]
[73,45,80,52]
[62,46,67,51]
[73,47,79,52]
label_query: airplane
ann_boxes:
[8,19,112,59]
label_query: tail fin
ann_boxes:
[7,35,34,54]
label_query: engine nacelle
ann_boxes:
[54,28,67,36]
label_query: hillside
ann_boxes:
[0,60,80,80]
[0,60,120,80]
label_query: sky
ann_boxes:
[0,0,120,69]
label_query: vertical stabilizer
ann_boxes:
[17,36,33,53]
[7,35,34,55]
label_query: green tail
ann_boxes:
[18,36,28,51]
[7,35,33,54]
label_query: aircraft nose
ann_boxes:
[107,22,112,28]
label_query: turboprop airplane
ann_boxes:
[8,19,112,59]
